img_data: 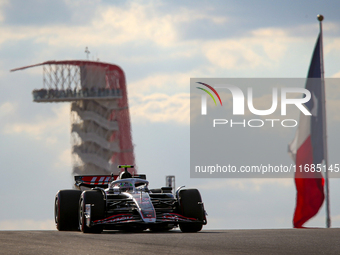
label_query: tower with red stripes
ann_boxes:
[12,60,136,176]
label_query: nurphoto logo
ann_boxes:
[196,81,313,128]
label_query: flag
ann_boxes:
[288,34,325,228]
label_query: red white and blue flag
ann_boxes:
[288,34,325,228]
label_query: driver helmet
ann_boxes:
[119,170,132,179]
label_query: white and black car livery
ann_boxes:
[55,165,207,233]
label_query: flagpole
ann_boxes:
[317,14,331,228]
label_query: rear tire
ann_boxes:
[79,190,105,233]
[178,189,204,232]
[55,189,82,231]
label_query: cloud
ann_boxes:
[2,0,72,26]
[199,23,340,72]
[328,100,340,122]
[130,93,190,125]
[0,0,8,22]
[325,38,340,54]
[0,2,179,48]
[202,27,301,70]
[1,103,70,142]
[0,101,17,117]
[325,79,340,122]
[53,148,72,171]
[94,3,178,47]
[0,1,258,54]
[331,70,340,78]
[0,219,55,230]
[128,72,194,94]
[203,39,264,70]
[2,1,340,78]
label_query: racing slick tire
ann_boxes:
[79,190,105,233]
[178,189,204,232]
[55,189,82,231]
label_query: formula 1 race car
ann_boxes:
[54,165,207,233]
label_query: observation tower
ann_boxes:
[11,60,136,176]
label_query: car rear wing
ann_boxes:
[74,174,146,189]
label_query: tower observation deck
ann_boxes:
[11,60,136,176]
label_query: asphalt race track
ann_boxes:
[0,228,339,255]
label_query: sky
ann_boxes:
[1,0,340,230]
